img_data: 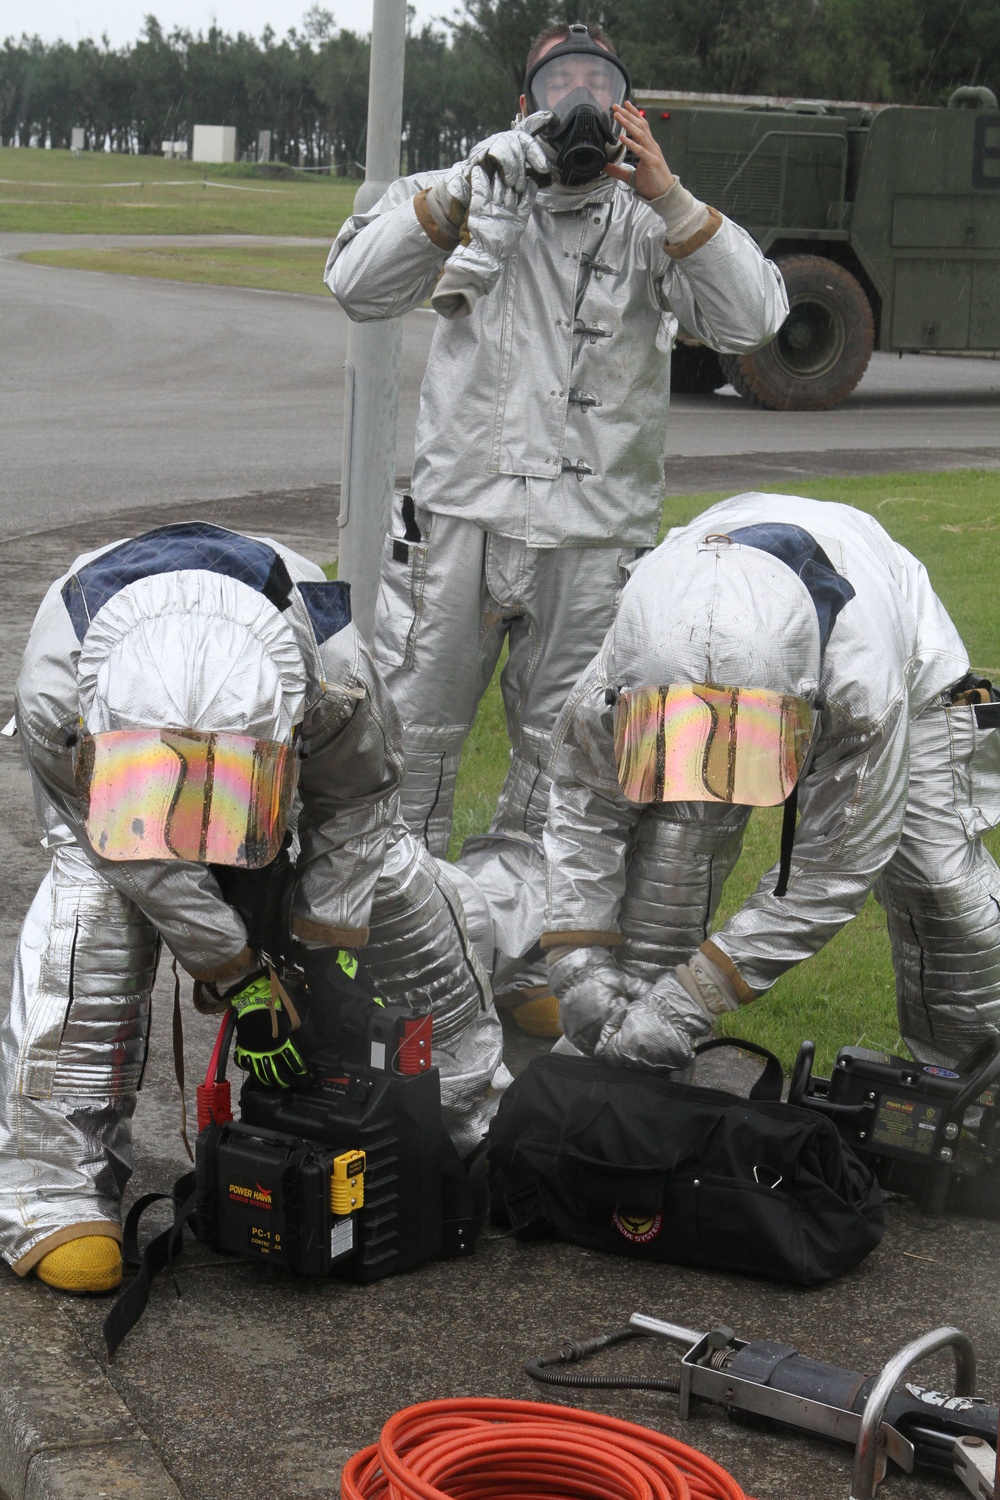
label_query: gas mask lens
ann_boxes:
[529,53,628,116]
[525,31,631,186]
[613,683,815,807]
[76,727,298,867]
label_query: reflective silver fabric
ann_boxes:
[364,826,507,1155]
[452,832,548,997]
[618,804,751,979]
[546,496,997,1054]
[375,507,635,854]
[327,174,788,547]
[16,531,404,973]
[876,704,1000,1064]
[0,842,159,1269]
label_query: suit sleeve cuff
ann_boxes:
[291,915,370,948]
[540,929,622,951]
[700,938,756,1005]
[663,205,724,259]
[413,188,462,251]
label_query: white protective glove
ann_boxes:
[547,946,648,1055]
[420,116,550,252]
[465,112,552,193]
[431,164,538,319]
[597,948,743,1072]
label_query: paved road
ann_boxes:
[3,233,1000,540]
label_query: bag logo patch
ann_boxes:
[612,1211,663,1243]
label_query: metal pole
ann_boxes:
[338,0,407,643]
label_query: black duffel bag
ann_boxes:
[486,1038,884,1284]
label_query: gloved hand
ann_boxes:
[421,161,474,246]
[465,114,551,193]
[546,946,648,1055]
[229,970,308,1089]
[596,948,743,1072]
[431,164,537,318]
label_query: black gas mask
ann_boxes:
[524,23,631,187]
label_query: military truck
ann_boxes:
[635,86,1000,409]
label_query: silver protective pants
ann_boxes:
[0,833,505,1269]
[373,503,640,856]
[874,704,1000,1065]
[0,842,159,1272]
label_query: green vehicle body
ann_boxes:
[636,87,1000,407]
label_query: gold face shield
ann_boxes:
[76,727,298,867]
[613,683,815,807]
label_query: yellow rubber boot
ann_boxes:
[35,1236,122,1294]
[510,993,563,1039]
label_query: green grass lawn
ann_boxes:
[450,469,1000,1072]
[22,243,332,296]
[0,145,356,237]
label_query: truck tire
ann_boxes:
[670,343,726,395]
[721,255,875,411]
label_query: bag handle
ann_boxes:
[693,1036,784,1102]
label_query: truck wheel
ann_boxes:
[721,255,875,411]
[670,343,726,395]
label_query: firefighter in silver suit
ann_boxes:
[543,494,1000,1073]
[325,23,788,893]
[0,522,503,1293]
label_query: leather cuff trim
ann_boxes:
[14,1220,123,1276]
[539,929,623,951]
[664,206,723,260]
[188,945,256,986]
[291,916,370,947]
[700,938,756,1005]
[413,189,461,251]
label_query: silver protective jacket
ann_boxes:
[14,527,403,980]
[544,493,972,995]
[326,173,788,547]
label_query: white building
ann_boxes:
[192,125,237,164]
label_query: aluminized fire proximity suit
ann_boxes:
[0,522,502,1275]
[543,494,1000,1070]
[326,156,788,856]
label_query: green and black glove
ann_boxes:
[229,971,308,1089]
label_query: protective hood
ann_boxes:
[74,571,308,867]
[609,535,825,703]
[606,528,855,812]
[77,570,307,741]
[525,24,630,186]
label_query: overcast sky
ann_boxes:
[3,0,463,47]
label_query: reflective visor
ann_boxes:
[76,728,297,866]
[613,684,814,807]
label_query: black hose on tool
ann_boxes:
[525,1325,683,1392]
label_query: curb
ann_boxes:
[0,1268,182,1500]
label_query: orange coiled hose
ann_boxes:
[341,1397,753,1500]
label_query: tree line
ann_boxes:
[2,0,997,167]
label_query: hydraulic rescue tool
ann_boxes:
[790,1036,1000,1217]
[526,1313,1000,1499]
